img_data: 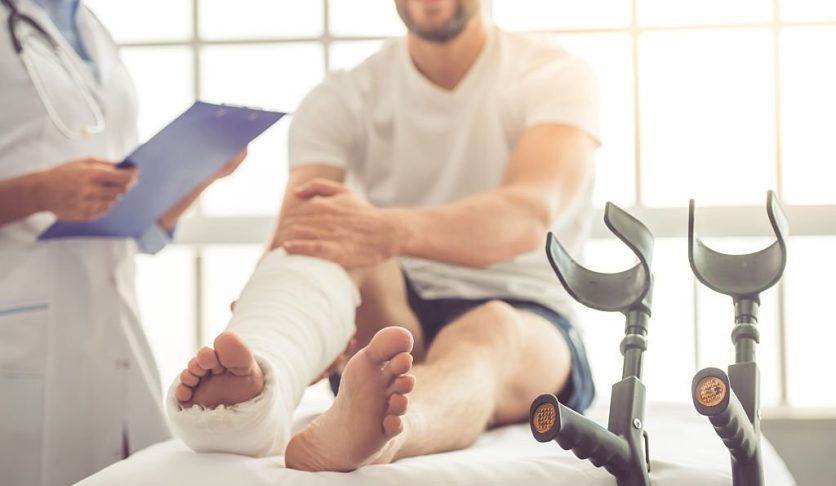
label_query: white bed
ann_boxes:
[78,384,795,486]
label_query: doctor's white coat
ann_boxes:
[0,2,170,485]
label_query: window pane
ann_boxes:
[492,0,631,30]
[85,0,192,43]
[643,238,697,403]
[695,238,781,407]
[200,121,290,216]
[201,44,325,115]
[200,44,324,215]
[329,0,406,37]
[781,0,836,22]
[639,30,776,207]
[120,47,194,141]
[577,237,696,404]
[555,33,635,207]
[135,246,197,391]
[200,0,323,40]
[638,0,772,27]
[780,28,836,205]
[785,237,836,407]
[330,40,386,71]
[200,246,263,345]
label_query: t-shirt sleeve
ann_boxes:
[519,52,601,144]
[288,74,360,170]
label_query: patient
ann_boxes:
[168,0,599,471]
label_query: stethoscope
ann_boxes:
[2,0,105,139]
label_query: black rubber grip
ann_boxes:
[530,394,630,473]
[692,368,758,461]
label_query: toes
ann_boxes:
[387,394,409,416]
[179,369,200,387]
[388,374,416,395]
[214,332,255,376]
[196,346,224,375]
[365,327,414,365]
[382,414,403,438]
[175,384,193,403]
[187,357,208,377]
[385,352,413,377]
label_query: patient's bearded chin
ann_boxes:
[397,1,480,44]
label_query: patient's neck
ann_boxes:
[407,18,488,91]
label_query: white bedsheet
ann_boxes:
[78,385,795,486]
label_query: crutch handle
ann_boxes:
[530,394,630,473]
[692,368,758,461]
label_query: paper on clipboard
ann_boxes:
[39,101,285,241]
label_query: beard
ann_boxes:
[395,0,481,44]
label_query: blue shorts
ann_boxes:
[330,276,596,414]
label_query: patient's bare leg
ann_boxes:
[285,300,572,470]
[285,327,416,471]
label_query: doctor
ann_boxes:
[0,0,245,485]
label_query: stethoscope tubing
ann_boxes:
[2,0,106,139]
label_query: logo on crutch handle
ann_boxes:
[696,376,727,408]
[532,402,557,434]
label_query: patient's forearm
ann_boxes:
[390,186,557,268]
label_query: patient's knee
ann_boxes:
[432,300,521,357]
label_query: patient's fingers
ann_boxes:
[293,178,348,199]
[283,240,341,261]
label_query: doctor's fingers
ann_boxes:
[90,165,138,189]
[58,201,114,222]
[82,185,126,202]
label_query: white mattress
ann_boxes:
[78,385,796,486]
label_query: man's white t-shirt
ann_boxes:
[289,27,600,318]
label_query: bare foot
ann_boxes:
[285,327,416,471]
[175,331,265,408]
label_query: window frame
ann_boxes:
[110,0,836,412]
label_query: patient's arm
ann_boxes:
[280,123,596,269]
[393,123,596,267]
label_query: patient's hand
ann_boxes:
[277,179,407,268]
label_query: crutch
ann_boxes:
[689,190,788,486]
[530,202,654,486]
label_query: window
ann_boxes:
[85,0,835,410]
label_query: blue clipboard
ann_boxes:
[39,101,285,241]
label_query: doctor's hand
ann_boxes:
[212,148,248,180]
[156,149,249,231]
[277,178,408,268]
[34,158,137,221]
